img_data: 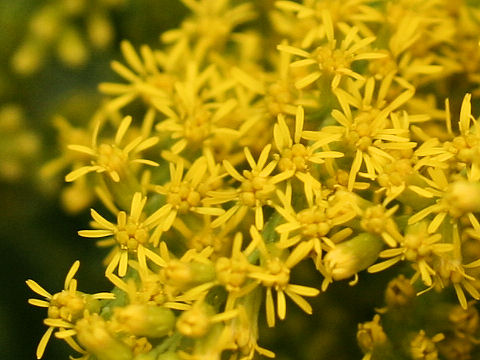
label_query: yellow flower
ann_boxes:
[107,265,191,311]
[368,221,454,287]
[79,192,168,277]
[176,300,238,339]
[414,94,480,177]
[153,156,226,238]
[273,105,343,177]
[277,16,386,89]
[75,312,134,360]
[436,255,480,310]
[65,115,159,183]
[247,226,319,327]
[157,241,216,298]
[215,232,259,295]
[209,144,291,230]
[357,314,388,359]
[26,261,114,359]
[274,184,355,267]
[99,40,173,111]
[153,62,241,156]
[161,0,256,62]
[407,169,480,235]
[226,304,275,359]
[410,330,444,360]
[329,76,416,191]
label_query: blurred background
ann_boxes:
[0,1,386,358]
[0,1,187,358]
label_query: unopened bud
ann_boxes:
[114,304,175,338]
[324,233,383,281]
[76,313,133,360]
[445,180,480,218]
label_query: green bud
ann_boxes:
[114,304,176,338]
[324,233,383,280]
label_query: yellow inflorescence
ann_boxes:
[28,0,480,359]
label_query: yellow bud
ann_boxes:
[445,181,480,218]
[76,313,133,360]
[176,304,212,338]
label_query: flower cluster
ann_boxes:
[28,1,480,359]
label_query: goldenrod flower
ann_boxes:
[357,314,388,360]
[99,41,172,111]
[210,145,291,230]
[407,170,480,235]
[113,303,176,338]
[65,115,159,183]
[157,241,216,297]
[153,63,241,155]
[277,16,386,89]
[26,261,114,359]
[176,300,238,339]
[274,185,355,267]
[273,105,343,177]
[226,304,275,359]
[161,0,256,62]
[368,221,453,287]
[247,226,319,327]
[107,267,191,311]
[26,1,480,358]
[329,77,416,190]
[153,156,226,238]
[410,330,444,360]
[414,94,480,175]
[75,312,133,360]
[436,256,480,310]
[79,192,168,277]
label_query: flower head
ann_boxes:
[65,115,159,183]
[79,192,168,277]
[26,261,114,359]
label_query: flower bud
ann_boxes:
[114,304,175,338]
[76,313,133,360]
[324,233,383,281]
[445,180,480,218]
[164,260,215,291]
[176,303,212,338]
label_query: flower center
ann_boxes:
[115,213,149,251]
[239,170,275,207]
[48,290,86,323]
[97,143,128,176]
[167,182,201,213]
